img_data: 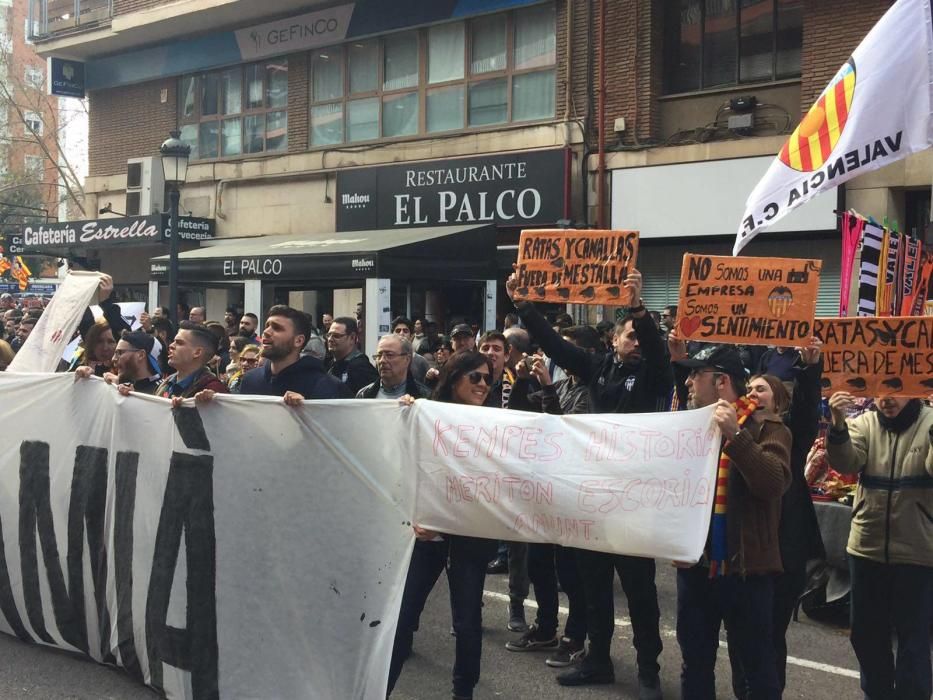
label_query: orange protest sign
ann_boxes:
[676,254,821,347]
[513,229,639,305]
[814,316,933,397]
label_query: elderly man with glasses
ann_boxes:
[356,334,430,400]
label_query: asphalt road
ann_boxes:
[0,565,862,699]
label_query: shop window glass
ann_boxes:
[311,103,343,145]
[427,85,464,132]
[469,78,507,126]
[349,40,379,94]
[179,124,198,160]
[740,0,774,82]
[244,114,265,153]
[471,15,507,74]
[347,98,379,141]
[266,60,288,108]
[201,73,220,116]
[221,68,242,115]
[512,69,555,121]
[428,22,464,84]
[199,121,219,159]
[775,0,802,78]
[382,91,418,136]
[245,64,264,109]
[704,0,737,88]
[514,4,556,70]
[222,118,241,156]
[313,48,343,101]
[384,33,418,91]
[180,75,196,119]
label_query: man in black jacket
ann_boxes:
[326,316,378,395]
[506,268,671,698]
[197,306,347,403]
[357,334,429,399]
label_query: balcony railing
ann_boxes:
[28,0,112,40]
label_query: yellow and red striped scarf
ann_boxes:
[709,396,757,578]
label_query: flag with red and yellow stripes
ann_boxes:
[780,59,856,172]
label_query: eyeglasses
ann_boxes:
[241,357,260,366]
[373,351,409,361]
[326,332,347,339]
[466,370,493,386]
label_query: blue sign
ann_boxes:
[49,58,85,98]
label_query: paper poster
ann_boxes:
[676,254,821,346]
[814,316,933,397]
[514,229,639,305]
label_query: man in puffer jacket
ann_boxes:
[826,392,933,700]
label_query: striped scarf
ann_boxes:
[709,396,757,578]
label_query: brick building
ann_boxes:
[25,0,931,338]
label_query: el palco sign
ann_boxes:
[336,149,566,231]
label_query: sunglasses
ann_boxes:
[466,370,493,386]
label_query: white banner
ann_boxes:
[8,272,101,373]
[0,375,720,698]
[412,401,720,562]
[735,0,933,254]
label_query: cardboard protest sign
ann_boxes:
[514,229,639,305]
[676,254,821,346]
[814,316,933,397]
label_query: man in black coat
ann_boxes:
[506,269,671,699]
[326,316,378,395]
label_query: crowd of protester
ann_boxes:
[3,272,931,700]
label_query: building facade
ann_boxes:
[27,0,932,342]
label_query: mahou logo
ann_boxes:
[780,58,856,172]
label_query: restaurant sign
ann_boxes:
[336,149,566,231]
[14,215,216,251]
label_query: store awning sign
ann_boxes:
[13,215,216,252]
[513,229,639,305]
[677,254,822,347]
[336,150,566,231]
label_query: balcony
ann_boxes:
[29,0,112,40]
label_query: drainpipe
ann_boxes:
[596,0,606,229]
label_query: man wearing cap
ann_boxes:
[112,331,162,394]
[450,323,476,353]
[670,343,791,700]
[505,269,671,697]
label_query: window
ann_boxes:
[308,4,557,147]
[663,0,802,94]
[178,58,288,161]
[24,112,42,135]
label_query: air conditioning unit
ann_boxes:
[125,157,165,216]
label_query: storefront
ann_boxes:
[150,223,498,353]
[610,155,842,315]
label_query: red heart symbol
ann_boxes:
[679,316,701,337]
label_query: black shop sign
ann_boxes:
[14,215,216,252]
[336,149,565,231]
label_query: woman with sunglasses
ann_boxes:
[388,351,498,700]
[227,345,261,393]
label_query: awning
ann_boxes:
[149,224,498,283]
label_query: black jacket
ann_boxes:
[327,349,378,396]
[779,359,826,570]
[357,374,431,399]
[241,355,350,399]
[515,302,672,414]
[508,377,591,416]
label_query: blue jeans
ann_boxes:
[849,555,933,700]
[676,566,780,700]
[387,536,496,697]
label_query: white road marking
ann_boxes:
[483,590,860,679]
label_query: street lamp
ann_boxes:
[160,130,190,327]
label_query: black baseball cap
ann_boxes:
[675,344,746,380]
[450,323,473,337]
[123,331,161,375]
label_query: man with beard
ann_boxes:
[826,391,933,700]
[224,307,240,336]
[505,268,670,698]
[238,312,260,343]
[111,331,162,394]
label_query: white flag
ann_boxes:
[8,271,101,373]
[735,0,933,254]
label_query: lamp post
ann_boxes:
[160,130,190,327]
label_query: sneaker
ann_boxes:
[637,672,662,700]
[505,625,559,652]
[546,637,585,667]
[486,555,508,574]
[508,602,528,633]
[556,659,615,686]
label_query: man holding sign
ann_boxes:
[505,267,671,697]
[825,391,933,700]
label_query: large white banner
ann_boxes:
[8,272,101,373]
[0,374,720,698]
[735,0,933,254]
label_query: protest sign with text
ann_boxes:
[814,316,933,397]
[676,254,821,346]
[513,229,639,305]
